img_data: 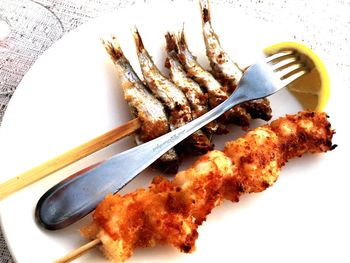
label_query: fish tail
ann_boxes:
[132,27,145,53]
[199,0,211,23]
[178,27,187,50]
[102,36,124,61]
[165,32,178,54]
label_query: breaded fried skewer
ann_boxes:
[55,111,335,263]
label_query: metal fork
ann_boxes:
[36,50,308,230]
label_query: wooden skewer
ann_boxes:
[0,118,141,200]
[53,238,102,263]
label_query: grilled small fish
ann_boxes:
[133,29,213,154]
[176,29,252,128]
[164,32,218,135]
[103,37,179,173]
[199,0,242,92]
[199,0,272,121]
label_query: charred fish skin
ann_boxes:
[133,29,213,155]
[243,99,272,121]
[199,0,242,92]
[199,0,272,121]
[164,32,219,135]
[176,29,252,129]
[103,37,180,173]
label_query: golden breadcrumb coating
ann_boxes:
[81,111,335,262]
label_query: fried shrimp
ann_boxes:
[81,111,335,262]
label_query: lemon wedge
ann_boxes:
[264,42,330,111]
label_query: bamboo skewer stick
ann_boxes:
[53,238,102,263]
[0,118,141,200]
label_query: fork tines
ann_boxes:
[266,50,309,87]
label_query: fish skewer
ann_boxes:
[103,37,180,173]
[53,111,335,263]
[199,0,272,121]
[0,1,277,199]
[133,29,213,154]
[164,32,218,135]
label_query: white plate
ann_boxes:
[0,1,349,262]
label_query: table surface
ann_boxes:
[0,0,349,262]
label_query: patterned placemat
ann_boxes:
[0,0,349,262]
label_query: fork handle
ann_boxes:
[36,83,249,230]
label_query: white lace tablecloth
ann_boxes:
[0,0,349,262]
